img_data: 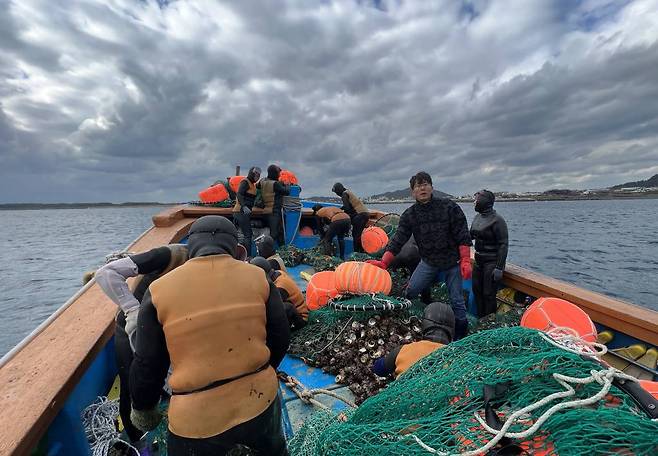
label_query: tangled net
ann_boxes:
[289,326,658,456]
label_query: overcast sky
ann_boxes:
[1,0,657,202]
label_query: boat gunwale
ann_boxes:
[0,205,657,454]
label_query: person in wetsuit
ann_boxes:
[255,234,287,272]
[367,172,472,340]
[95,244,189,444]
[250,256,308,331]
[372,302,455,378]
[312,204,351,259]
[129,216,290,455]
[470,190,508,318]
[257,165,290,247]
[332,183,369,253]
[233,166,261,256]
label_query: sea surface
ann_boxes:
[1,200,657,356]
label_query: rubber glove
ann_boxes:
[459,245,472,280]
[492,268,504,282]
[124,308,139,351]
[242,206,251,216]
[366,251,394,270]
[130,407,162,432]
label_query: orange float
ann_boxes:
[299,226,314,236]
[521,297,597,342]
[229,175,246,193]
[279,169,298,185]
[306,270,338,310]
[639,380,658,400]
[198,183,229,203]
[334,261,392,295]
[361,226,389,254]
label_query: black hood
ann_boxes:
[475,190,495,213]
[422,302,455,344]
[255,234,276,258]
[332,182,345,196]
[267,164,281,180]
[247,166,262,183]
[187,215,238,258]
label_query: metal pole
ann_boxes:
[235,165,240,176]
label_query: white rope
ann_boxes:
[405,367,637,455]
[82,396,139,456]
[278,372,357,410]
[538,326,608,358]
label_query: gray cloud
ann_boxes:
[1,0,657,203]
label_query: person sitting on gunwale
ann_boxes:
[312,203,351,260]
[250,256,308,331]
[129,215,290,455]
[372,302,454,378]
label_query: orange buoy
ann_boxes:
[299,226,314,236]
[521,297,597,342]
[229,175,246,193]
[361,226,389,254]
[279,169,298,185]
[639,380,658,400]
[306,270,338,310]
[334,261,392,295]
[199,183,230,203]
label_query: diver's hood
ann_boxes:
[187,215,238,258]
[255,234,276,258]
[332,182,346,196]
[422,302,455,344]
[475,190,495,213]
[267,165,281,180]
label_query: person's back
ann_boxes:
[150,255,276,437]
[130,215,290,455]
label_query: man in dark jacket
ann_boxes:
[368,171,472,339]
[232,166,261,256]
[470,189,508,318]
[258,164,290,246]
[332,183,369,252]
[129,216,290,455]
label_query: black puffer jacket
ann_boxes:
[387,197,471,270]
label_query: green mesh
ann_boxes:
[188,199,234,208]
[289,327,658,456]
[373,213,400,237]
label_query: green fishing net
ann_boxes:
[289,326,658,456]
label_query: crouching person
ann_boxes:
[251,256,308,331]
[372,302,454,379]
[129,215,290,456]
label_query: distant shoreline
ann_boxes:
[367,194,658,204]
[0,202,173,210]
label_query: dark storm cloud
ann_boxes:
[0,0,657,202]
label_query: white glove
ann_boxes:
[125,308,139,351]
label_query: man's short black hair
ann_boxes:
[311,204,323,213]
[410,172,433,190]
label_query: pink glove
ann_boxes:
[367,251,394,270]
[459,245,472,280]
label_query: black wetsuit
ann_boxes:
[234,179,257,255]
[470,193,508,318]
[130,232,290,455]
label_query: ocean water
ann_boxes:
[1,200,657,356]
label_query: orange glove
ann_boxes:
[367,251,394,270]
[459,245,472,280]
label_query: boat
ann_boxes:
[1,185,657,456]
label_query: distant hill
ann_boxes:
[367,187,453,201]
[306,196,341,203]
[611,174,658,189]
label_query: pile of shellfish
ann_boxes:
[307,313,424,404]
